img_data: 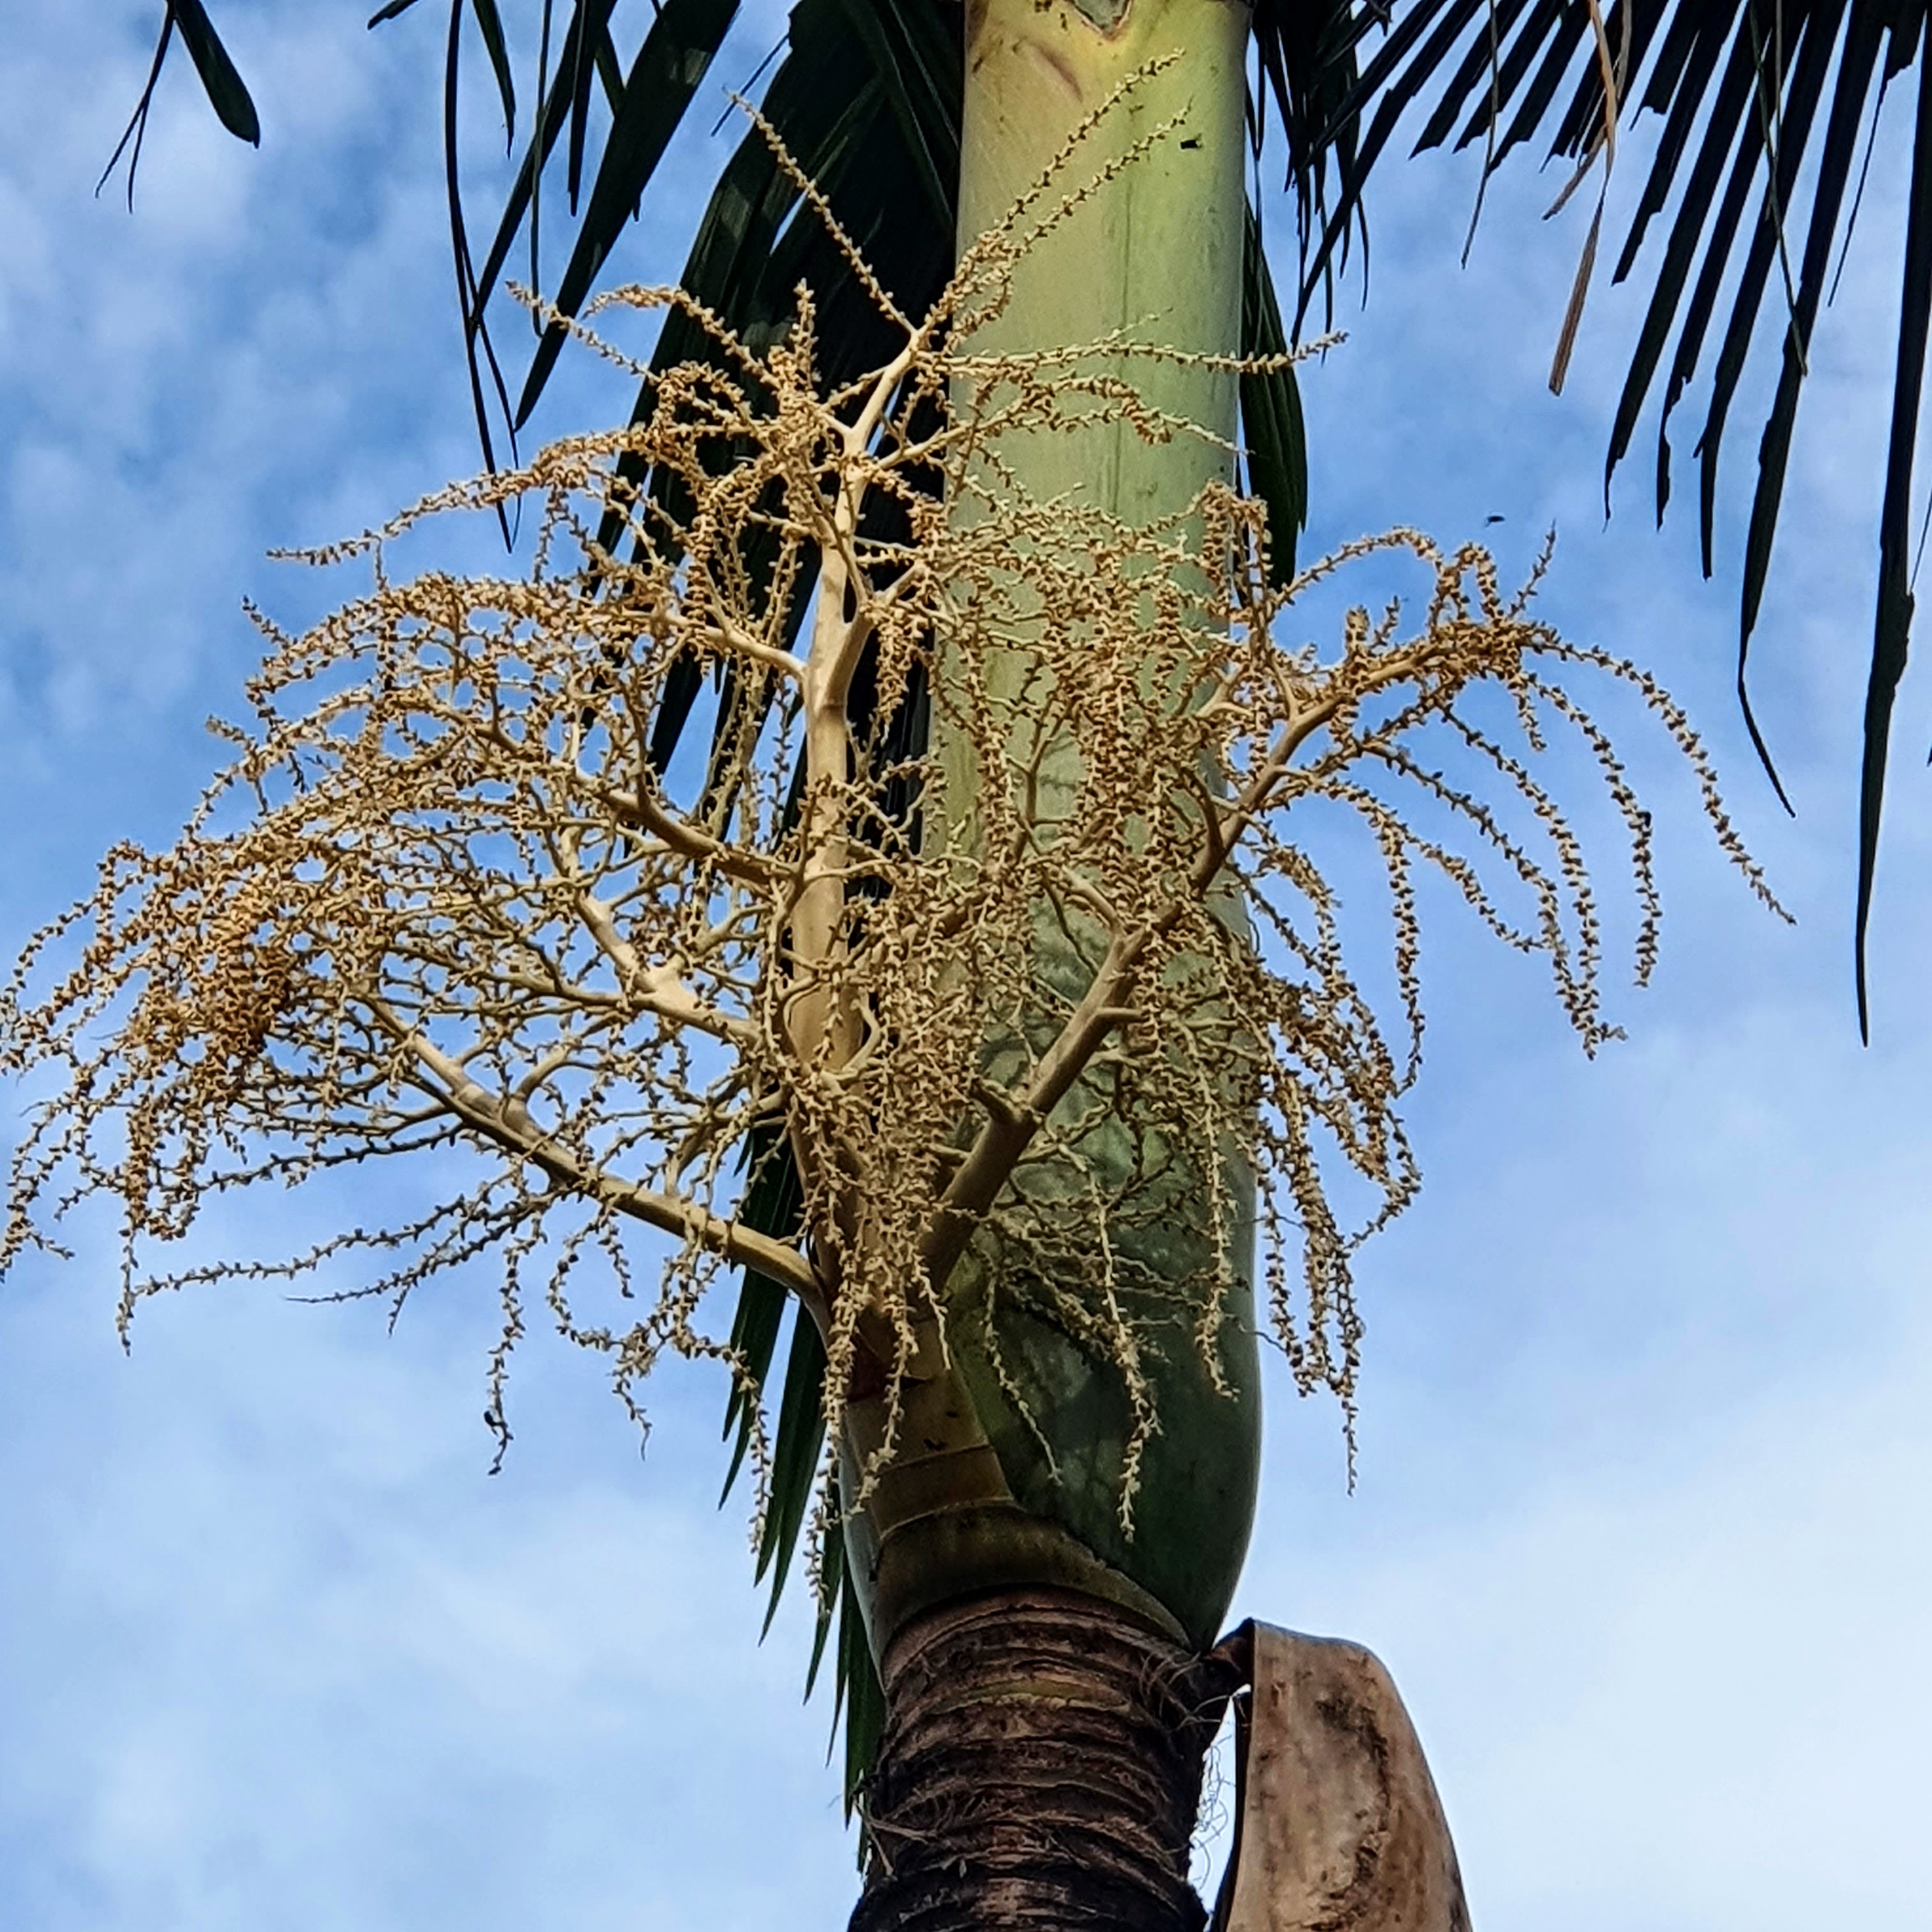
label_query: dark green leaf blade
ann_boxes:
[1602,9,1758,514]
[1489,3,1598,166]
[1609,0,1740,285]
[1458,0,1574,161]
[1738,2,1883,656]
[803,1496,845,1699]
[824,0,961,229]
[170,0,260,146]
[836,1554,885,1819]
[1690,0,1841,581]
[1857,39,1932,1034]
[470,0,519,146]
[1241,208,1308,585]
[1297,0,1484,323]
[512,0,740,428]
[718,1121,805,1500]
[754,1307,828,1633]
[1411,0,1533,155]
[1646,10,1776,525]
[1320,0,1932,1018]
[566,0,618,205]
[1250,0,1368,272]
[472,1,645,317]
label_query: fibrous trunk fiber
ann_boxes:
[848,1587,1230,1932]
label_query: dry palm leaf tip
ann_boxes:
[1,96,1780,1549]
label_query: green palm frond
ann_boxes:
[1250,0,1374,311]
[1243,208,1310,583]
[102,0,258,204]
[1302,0,1932,1032]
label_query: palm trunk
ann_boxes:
[934,0,1262,1641]
[953,0,1250,523]
[839,2,1259,1919]
[850,1587,1231,1932]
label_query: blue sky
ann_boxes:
[2,4,1928,1928]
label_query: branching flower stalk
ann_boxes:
[1,104,1781,1565]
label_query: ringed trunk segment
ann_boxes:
[835,0,1263,1679]
[850,1586,1230,1932]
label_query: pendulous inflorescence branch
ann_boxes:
[1,106,1782,1537]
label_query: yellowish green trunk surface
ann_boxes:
[841,0,1261,1660]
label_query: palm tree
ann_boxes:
[126,0,1929,1923]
